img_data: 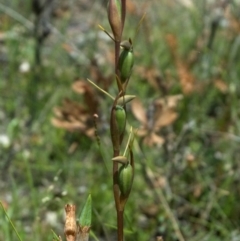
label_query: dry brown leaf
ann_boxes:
[136,128,148,137]
[56,98,89,122]
[72,80,98,113]
[68,142,78,154]
[225,5,240,34]
[140,204,160,218]
[165,34,178,57]
[72,80,92,94]
[214,79,228,93]
[150,132,165,146]
[52,97,96,138]
[126,0,151,16]
[85,128,95,138]
[155,95,183,109]
[135,66,166,91]
[53,61,114,138]
[131,98,147,125]
[153,176,167,189]
[143,132,165,147]
[154,109,178,129]
[62,43,73,53]
[126,0,137,15]
[193,184,202,198]
[153,95,182,129]
[51,118,86,131]
[53,107,65,119]
[131,96,181,147]
[176,61,196,94]
[166,34,198,94]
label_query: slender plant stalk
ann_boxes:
[87,78,115,101]
[114,41,121,91]
[0,202,23,241]
[107,0,135,240]
[113,38,123,241]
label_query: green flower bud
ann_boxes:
[115,105,126,136]
[118,164,133,196]
[107,0,122,41]
[118,164,133,197]
[118,40,134,83]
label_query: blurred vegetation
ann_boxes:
[1,0,240,240]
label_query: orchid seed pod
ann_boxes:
[118,164,133,197]
[118,39,134,83]
[115,105,126,136]
[107,0,122,41]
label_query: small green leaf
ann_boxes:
[79,194,92,227]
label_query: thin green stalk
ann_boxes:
[23,157,39,217]
[0,201,23,241]
[87,78,115,100]
[98,24,115,42]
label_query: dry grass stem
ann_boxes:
[64,204,77,241]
